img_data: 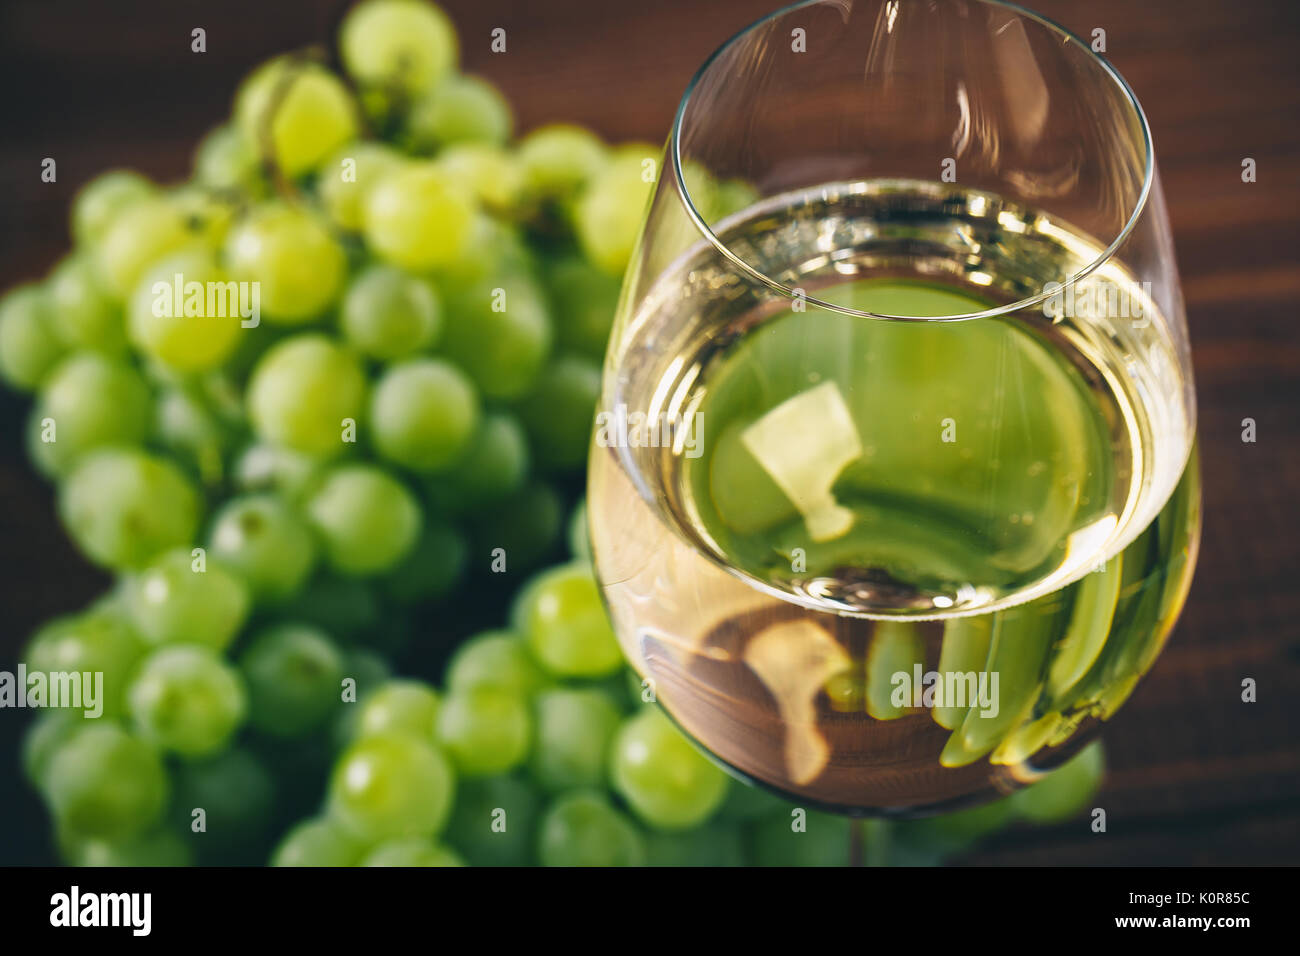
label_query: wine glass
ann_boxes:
[588,0,1199,816]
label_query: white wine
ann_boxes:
[590,180,1199,813]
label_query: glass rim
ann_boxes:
[669,0,1156,323]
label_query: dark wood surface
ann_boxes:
[1,0,1297,866]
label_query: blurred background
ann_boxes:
[0,0,1297,865]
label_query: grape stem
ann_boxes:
[325,0,415,143]
[256,50,322,202]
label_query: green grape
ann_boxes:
[599,142,657,167]
[517,562,621,677]
[362,839,464,867]
[436,142,525,214]
[893,796,1017,856]
[29,352,151,477]
[71,169,155,247]
[169,185,239,247]
[356,85,399,128]
[380,518,466,604]
[154,386,234,482]
[370,358,479,473]
[406,73,512,150]
[339,264,441,360]
[272,816,368,867]
[364,163,476,271]
[225,203,347,323]
[574,148,656,275]
[23,608,146,720]
[189,367,246,427]
[340,0,458,97]
[529,687,621,793]
[444,774,540,866]
[207,494,318,602]
[717,780,788,822]
[305,464,422,576]
[155,387,228,456]
[317,142,406,232]
[59,449,201,570]
[232,441,322,499]
[603,140,659,171]
[444,630,548,697]
[750,809,851,867]
[247,334,366,457]
[356,680,440,740]
[44,724,169,841]
[536,791,645,867]
[22,713,82,789]
[345,649,392,699]
[678,160,720,221]
[470,480,562,572]
[123,548,250,652]
[95,197,197,298]
[425,411,529,515]
[239,623,346,738]
[333,706,362,753]
[127,645,247,757]
[328,733,456,841]
[169,747,275,860]
[542,254,619,359]
[63,828,193,867]
[282,573,382,640]
[713,178,760,220]
[439,272,553,399]
[193,124,266,196]
[645,824,747,866]
[0,285,66,390]
[234,57,359,178]
[436,685,532,776]
[517,124,608,199]
[610,708,729,830]
[333,651,393,746]
[128,247,245,372]
[1011,740,1106,824]
[434,215,533,285]
[514,354,601,471]
[46,255,127,356]
[567,499,590,560]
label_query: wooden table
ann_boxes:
[0,0,1296,865]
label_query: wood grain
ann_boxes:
[0,0,1296,865]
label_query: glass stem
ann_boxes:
[851,818,892,867]
[849,818,865,867]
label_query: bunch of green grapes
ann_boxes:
[2,0,1104,867]
[0,0,638,866]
